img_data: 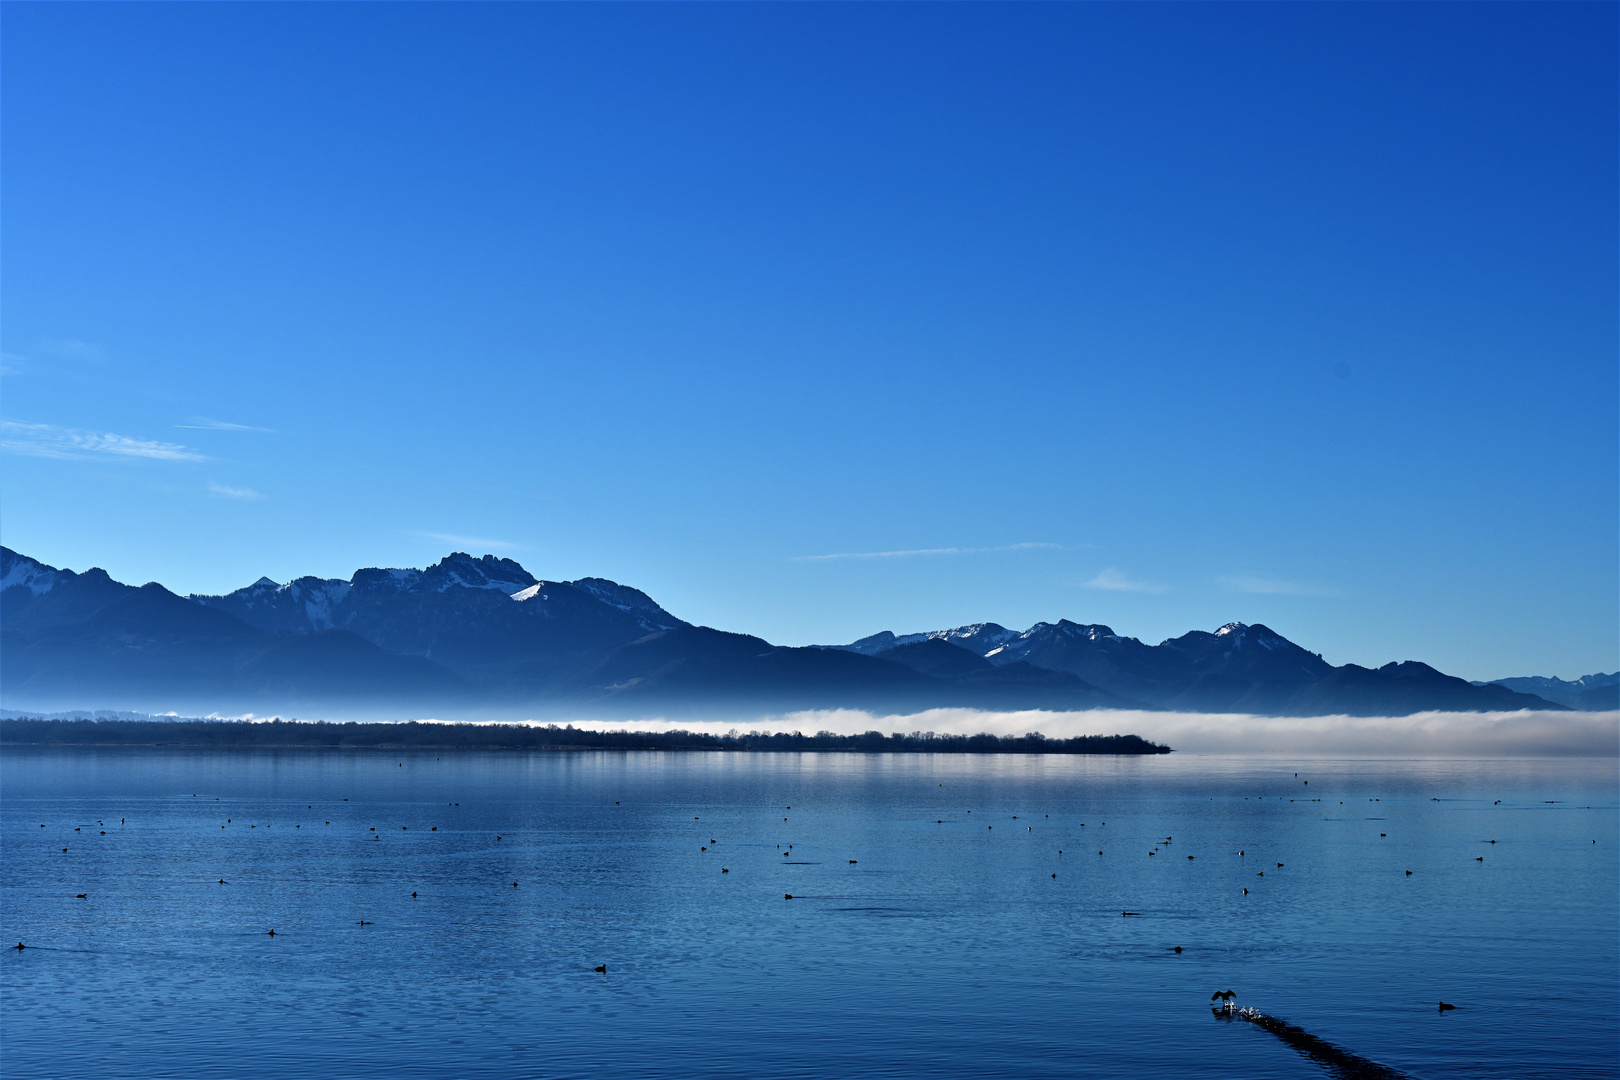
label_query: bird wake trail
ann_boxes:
[1225,1007,1414,1080]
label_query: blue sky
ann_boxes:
[2,3,1615,681]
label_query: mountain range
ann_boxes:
[1471,672,1618,712]
[0,546,1581,720]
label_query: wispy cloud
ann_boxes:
[0,353,29,376]
[793,542,1069,562]
[37,338,104,362]
[1218,575,1341,597]
[409,531,524,552]
[208,481,265,500]
[0,420,207,462]
[177,417,276,433]
[1081,567,1168,593]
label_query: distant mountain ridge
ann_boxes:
[1475,673,1618,712]
[0,546,1569,719]
[834,618,1568,716]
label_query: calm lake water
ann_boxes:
[2,749,1615,1079]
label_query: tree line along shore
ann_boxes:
[0,717,1171,754]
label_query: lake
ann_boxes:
[2,748,1614,1079]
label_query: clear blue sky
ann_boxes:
[3,3,1615,681]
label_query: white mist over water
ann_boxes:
[21,706,1613,757]
[585,708,1619,757]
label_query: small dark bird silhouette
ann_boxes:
[784,894,794,900]
[219,879,227,884]
[1476,856,1484,862]
[1187,855,1194,860]
[267,929,275,936]
[411,892,417,898]
[358,920,372,925]
[513,882,519,887]
[1052,873,1057,878]
[1122,910,1138,916]
[721,868,729,873]
[594,964,607,973]
[1277,863,1284,868]
[75,894,86,899]
[1438,1001,1456,1011]
[1242,888,1249,894]
[1173,946,1182,953]
[1406,870,1413,876]
[849,860,857,864]
[1211,990,1236,1002]
[12,943,24,951]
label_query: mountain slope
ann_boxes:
[835,619,1564,716]
[1,546,1572,719]
[190,552,686,693]
[1478,673,1618,711]
[2,550,469,712]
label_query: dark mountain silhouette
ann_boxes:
[1,555,470,714]
[1,548,1120,718]
[835,618,1563,716]
[189,552,684,692]
[1476,673,1618,711]
[0,546,1567,718]
[1286,661,1560,716]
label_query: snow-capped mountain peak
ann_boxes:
[0,548,64,596]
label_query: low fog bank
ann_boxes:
[6,705,1614,757]
[590,707,1620,757]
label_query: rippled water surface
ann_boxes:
[2,749,1615,1079]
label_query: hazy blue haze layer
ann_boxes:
[2,750,1614,1078]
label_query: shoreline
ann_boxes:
[0,718,1173,755]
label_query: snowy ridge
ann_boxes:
[985,621,1133,663]
[187,551,685,638]
[565,577,682,631]
[0,549,63,596]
